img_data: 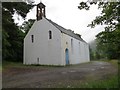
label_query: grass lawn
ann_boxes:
[102,59,118,66]
[79,74,118,88]
[53,75,118,88]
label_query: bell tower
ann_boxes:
[36,2,46,21]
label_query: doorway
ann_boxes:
[65,48,69,65]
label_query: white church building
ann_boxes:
[23,2,90,66]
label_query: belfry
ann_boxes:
[36,2,46,20]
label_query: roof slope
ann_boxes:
[47,19,86,42]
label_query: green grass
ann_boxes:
[3,61,23,67]
[79,75,118,88]
[2,61,65,71]
[2,60,92,69]
[93,59,118,67]
[49,74,118,88]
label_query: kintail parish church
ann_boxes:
[24,2,90,66]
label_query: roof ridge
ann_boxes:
[46,18,86,43]
[47,19,66,30]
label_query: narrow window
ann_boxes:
[71,39,73,53]
[31,35,34,43]
[79,42,80,54]
[49,31,52,39]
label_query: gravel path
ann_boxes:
[2,61,118,88]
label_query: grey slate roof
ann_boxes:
[47,19,86,42]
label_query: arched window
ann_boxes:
[49,31,52,39]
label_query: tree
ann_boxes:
[78,1,120,59]
[96,28,120,59]
[2,2,34,61]
[78,2,120,29]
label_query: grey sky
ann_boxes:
[13,0,105,43]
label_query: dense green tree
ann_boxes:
[2,2,33,61]
[96,28,120,59]
[78,1,120,59]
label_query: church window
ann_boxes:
[31,35,34,43]
[49,31,52,39]
[79,42,80,54]
[71,39,73,53]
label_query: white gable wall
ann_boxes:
[24,17,63,65]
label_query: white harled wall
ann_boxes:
[61,33,90,65]
[24,17,90,65]
[24,17,63,65]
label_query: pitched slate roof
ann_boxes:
[47,19,86,42]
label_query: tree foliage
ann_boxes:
[78,1,120,59]
[2,2,33,61]
[96,28,120,59]
[78,2,120,29]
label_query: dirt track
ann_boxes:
[2,61,118,88]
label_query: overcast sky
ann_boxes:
[14,0,105,43]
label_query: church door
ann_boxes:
[65,48,69,65]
